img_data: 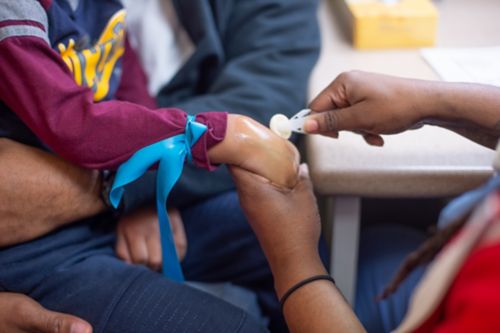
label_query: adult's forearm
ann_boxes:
[306,72,500,149]
[271,251,366,333]
[433,83,500,129]
[231,165,365,333]
[422,81,500,147]
[0,139,105,247]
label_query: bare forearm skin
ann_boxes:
[418,81,500,148]
[272,251,366,333]
[231,164,364,333]
[0,139,105,247]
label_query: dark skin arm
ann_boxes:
[0,138,105,247]
[230,165,365,333]
[304,71,500,149]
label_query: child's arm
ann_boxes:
[0,34,225,170]
[209,114,300,188]
[0,36,299,188]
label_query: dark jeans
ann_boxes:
[355,224,427,333]
[181,190,286,331]
[0,190,282,332]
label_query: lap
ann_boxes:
[32,255,267,333]
[180,190,287,332]
[0,216,268,333]
[181,190,270,285]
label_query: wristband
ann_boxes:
[108,115,207,282]
[99,170,116,210]
[280,275,335,312]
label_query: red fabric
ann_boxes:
[0,20,46,31]
[0,36,226,170]
[115,38,157,109]
[37,0,52,10]
[414,239,500,333]
[192,112,227,170]
[114,38,226,169]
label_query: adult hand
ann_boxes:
[115,206,187,271]
[304,71,431,146]
[230,164,326,297]
[0,292,92,333]
[231,165,367,333]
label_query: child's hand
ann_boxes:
[208,115,300,189]
[115,206,187,271]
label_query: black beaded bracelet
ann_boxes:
[99,170,115,210]
[99,170,125,219]
[280,275,335,312]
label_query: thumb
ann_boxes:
[26,304,92,333]
[304,105,361,134]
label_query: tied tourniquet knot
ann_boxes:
[109,115,207,282]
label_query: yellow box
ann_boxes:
[334,0,438,49]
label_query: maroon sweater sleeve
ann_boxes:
[0,36,227,170]
[115,37,158,109]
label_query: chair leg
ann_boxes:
[327,196,361,306]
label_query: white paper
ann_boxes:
[421,46,500,87]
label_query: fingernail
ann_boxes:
[71,322,91,333]
[374,136,384,146]
[304,119,319,133]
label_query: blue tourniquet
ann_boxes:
[109,115,207,282]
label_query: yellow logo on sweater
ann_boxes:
[58,9,126,101]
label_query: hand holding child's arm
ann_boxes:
[230,165,365,333]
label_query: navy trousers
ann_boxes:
[0,190,284,332]
[355,224,427,333]
[181,190,291,332]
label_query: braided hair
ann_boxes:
[378,214,469,300]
